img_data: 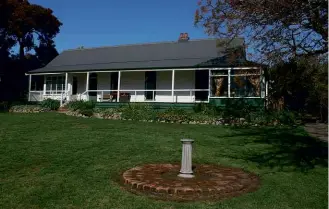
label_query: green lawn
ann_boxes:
[0,113,327,209]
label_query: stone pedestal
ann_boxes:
[178,139,194,178]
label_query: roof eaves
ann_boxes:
[63,38,233,52]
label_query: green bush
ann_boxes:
[120,103,156,121]
[220,99,258,119]
[94,108,121,119]
[275,110,297,125]
[66,100,95,111]
[157,107,191,123]
[93,108,103,114]
[0,101,9,112]
[78,109,94,117]
[193,103,217,116]
[40,99,60,110]
[64,100,299,126]
[100,108,117,117]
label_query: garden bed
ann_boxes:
[62,101,301,127]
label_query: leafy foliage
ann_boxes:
[195,0,328,63]
[0,0,61,102]
[269,57,328,122]
[193,103,218,116]
[1,0,62,59]
[157,107,192,123]
[40,98,60,110]
[78,109,94,117]
[220,99,259,120]
[93,108,121,120]
[0,101,9,112]
[67,101,300,126]
[66,100,95,111]
[119,103,156,121]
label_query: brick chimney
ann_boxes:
[178,32,190,42]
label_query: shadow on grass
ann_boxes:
[224,126,328,172]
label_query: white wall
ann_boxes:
[154,71,172,102]
[152,70,196,102]
[173,70,195,102]
[76,73,87,94]
[120,71,145,102]
[96,72,111,101]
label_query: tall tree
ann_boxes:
[1,0,62,60]
[34,40,59,67]
[194,0,328,64]
[0,0,61,101]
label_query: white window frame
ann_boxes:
[45,75,66,95]
[209,68,263,98]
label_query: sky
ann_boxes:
[29,0,211,53]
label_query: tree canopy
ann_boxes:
[195,0,328,64]
[0,0,62,60]
[0,0,62,101]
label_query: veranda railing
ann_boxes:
[80,89,210,103]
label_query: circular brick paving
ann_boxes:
[122,164,260,201]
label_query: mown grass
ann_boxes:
[0,113,327,209]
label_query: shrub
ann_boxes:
[120,103,156,121]
[0,101,9,112]
[193,103,217,116]
[193,103,207,113]
[93,108,103,114]
[40,99,60,110]
[157,107,191,123]
[9,105,50,113]
[66,100,95,111]
[78,109,94,117]
[220,99,258,119]
[275,110,297,125]
[94,108,122,119]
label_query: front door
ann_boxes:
[111,72,118,91]
[72,76,78,95]
[195,70,209,101]
[89,73,97,96]
[145,71,156,100]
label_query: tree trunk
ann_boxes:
[19,41,25,61]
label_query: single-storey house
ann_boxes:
[27,33,268,108]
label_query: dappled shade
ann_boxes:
[225,127,328,171]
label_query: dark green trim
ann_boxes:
[209,98,265,107]
[95,102,196,110]
[95,98,265,110]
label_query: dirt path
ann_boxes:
[304,123,328,142]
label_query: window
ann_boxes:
[210,68,262,98]
[31,76,43,91]
[210,70,228,97]
[45,75,65,94]
[210,76,228,97]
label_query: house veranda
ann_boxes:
[27,36,267,107]
[28,67,267,106]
